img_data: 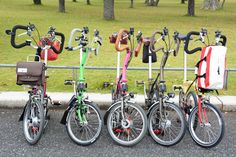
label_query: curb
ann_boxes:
[0,91,236,111]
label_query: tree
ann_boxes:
[203,0,225,10]
[131,0,134,8]
[145,0,160,6]
[181,0,187,4]
[33,0,41,5]
[104,0,114,20]
[59,0,65,12]
[72,0,77,2]
[87,0,91,5]
[188,0,195,16]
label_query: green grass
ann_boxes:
[0,0,235,95]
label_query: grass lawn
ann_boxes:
[0,0,235,95]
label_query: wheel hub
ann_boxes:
[121,118,133,129]
[161,119,171,129]
[32,116,39,126]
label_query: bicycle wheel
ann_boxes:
[23,100,45,145]
[66,102,103,146]
[148,102,186,146]
[189,102,225,148]
[107,102,147,146]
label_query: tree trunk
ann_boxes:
[33,0,41,5]
[155,0,160,6]
[87,0,91,5]
[181,0,185,4]
[220,0,225,8]
[59,0,65,12]
[73,0,77,2]
[203,0,220,10]
[104,0,114,20]
[146,0,160,6]
[131,0,134,8]
[188,0,195,16]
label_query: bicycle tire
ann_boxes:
[66,102,103,146]
[23,100,45,145]
[107,102,147,146]
[188,102,225,148]
[148,102,186,146]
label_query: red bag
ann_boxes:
[40,41,60,61]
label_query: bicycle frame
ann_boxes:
[75,47,90,124]
[61,27,101,125]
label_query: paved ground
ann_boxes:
[0,109,235,157]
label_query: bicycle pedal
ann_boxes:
[103,82,113,88]
[52,100,62,106]
[64,80,74,85]
[172,85,182,91]
[135,80,145,86]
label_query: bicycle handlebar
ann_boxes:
[150,30,164,53]
[6,24,65,54]
[51,31,65,54]
[219,35,227,46]
[66,27,102,55]
[184,31,202,54]
[184,30,227,54]
[150,28,180,56]
[6,25,30,49]
[115,29,129,52]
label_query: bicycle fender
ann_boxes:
[147,101,159,118]
[103,101,122,125]
[60,95,77,125]
[18,103,27,121]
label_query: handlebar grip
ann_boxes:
[115,29,129,52]
[53,32,65,54]
[10,25,29,49]
[135,38,143,57]
[220,35,227,46]
[184,31,202,54]
[150,30,164,53]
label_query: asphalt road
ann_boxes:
[0,108,235,157]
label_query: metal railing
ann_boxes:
[1,63,236,72]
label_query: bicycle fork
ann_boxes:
[197,95,209,126]
[76,96,88,125]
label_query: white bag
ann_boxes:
[196,46,227,90]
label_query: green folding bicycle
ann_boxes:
[60,27,103,146]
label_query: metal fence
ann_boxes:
[1,63,236,72]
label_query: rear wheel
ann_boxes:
[148,102,186,146]
[23,100,45,145]
[189,102,224,148]
[66,102,103,146]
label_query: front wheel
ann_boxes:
[148,102,186,146]
[189,102,225,148]
[66,102,103,146]
[23,100,45,145]
[107,102,147,146]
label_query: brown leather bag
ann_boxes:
[16,62,45,86]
